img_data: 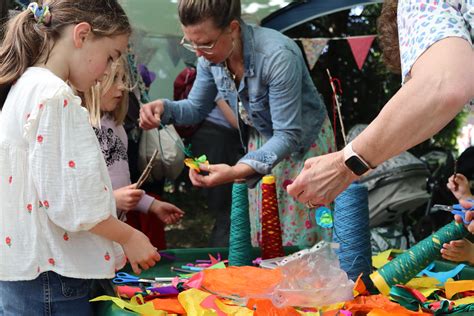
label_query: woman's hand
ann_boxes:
[149,200,185,225]
[287,151,358,205]
[188,163,238,187]
[139,99,164,130]
[447,174,472,201]
[114,184,144,211]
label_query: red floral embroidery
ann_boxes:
[39,104,44,110]
[26,204,33,213]
[63,99,68,107]
[48,258,55,266]
[8,176,12,184]
[63,232,69,241]
[43,200,49,209]
[37,135,43,143]
[5,237,11,247]
[68,161,76,168]
[104,251,111,261]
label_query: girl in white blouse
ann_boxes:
[0,1,160,315]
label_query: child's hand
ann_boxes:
[149,200,184,225]
[440,238,474,265]
[114,184,144,211]
[122,229,160,274]
[447,174,472,201]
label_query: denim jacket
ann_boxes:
[162,22,328,185]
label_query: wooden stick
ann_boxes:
[326,69,347,146]
[136,149,159,189]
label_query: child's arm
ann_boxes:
[90,216,160,274]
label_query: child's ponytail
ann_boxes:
[0,9,50,85]
[0,0,131,108]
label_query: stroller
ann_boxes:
[347,125,432,251]
[347,125,431,228]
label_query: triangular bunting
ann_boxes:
[347,36,376,70]
[300,38,329,70]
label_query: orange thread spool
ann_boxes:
[261,175,285,259]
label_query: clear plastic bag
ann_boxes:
[269,241,355,307]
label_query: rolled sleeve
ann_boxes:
[26,88,115,232]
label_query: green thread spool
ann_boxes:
[370,221,468,295]
[229,181,253,266]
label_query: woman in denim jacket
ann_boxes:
[140,0,335,247]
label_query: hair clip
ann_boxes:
[28,2,52,26]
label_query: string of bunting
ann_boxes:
[295,35,377,71]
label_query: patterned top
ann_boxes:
[398,0,473,81]
[0,67,125,281]
[94,114,154,219]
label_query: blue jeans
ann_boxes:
[0,271,92,316]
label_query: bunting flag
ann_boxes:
[347,35,376,70]
[300,38,329,70]
[297,35,377,71]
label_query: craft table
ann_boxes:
[93,247,474,316]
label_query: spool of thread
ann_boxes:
[261,175,285,259]
[334,182,372,286]
[229,181,253,266]
[370,220,468,295]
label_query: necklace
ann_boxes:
[224,61,237,81]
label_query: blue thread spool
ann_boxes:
[229,181,253,266]
[334,182,372,286]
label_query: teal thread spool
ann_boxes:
[370,221,469,295]
[229,181,253,266]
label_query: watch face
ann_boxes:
[345,156,369,176]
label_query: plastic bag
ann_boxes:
[270,241,355,307]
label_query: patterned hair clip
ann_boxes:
[28,2,52,26]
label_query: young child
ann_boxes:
[440,174,474,265]
[0,1,160,314]
[82,56,184,225]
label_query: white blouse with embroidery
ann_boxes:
[0,67,125,281]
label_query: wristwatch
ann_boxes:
[343,142,374,176]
